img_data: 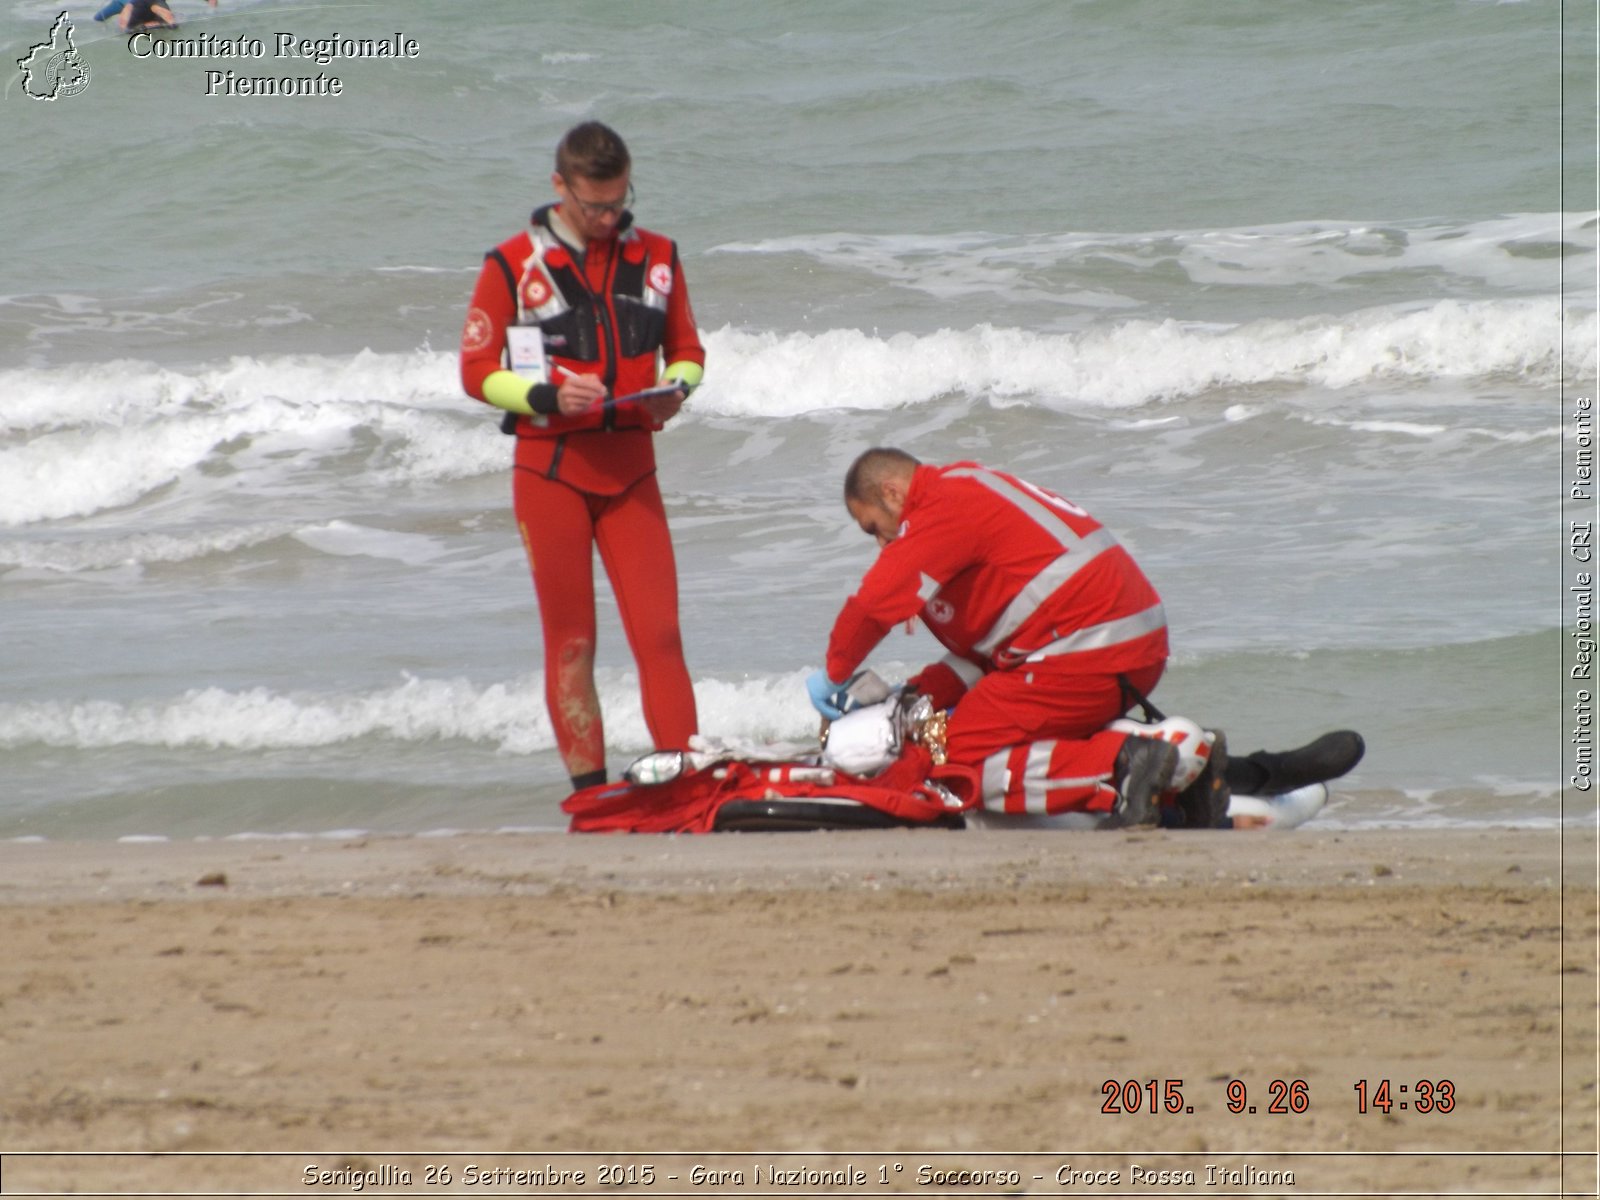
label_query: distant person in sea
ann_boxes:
[98,0,215,26]
[459,121,704,793]
[120,1,175,30]
[806,447,1202,826]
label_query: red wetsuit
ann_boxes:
[461,204,705,779]
[825,462,1169,815]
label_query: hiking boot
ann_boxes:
[1176,729,1231,828]
[1106,737,1178,828]
[1225,730,1365,796]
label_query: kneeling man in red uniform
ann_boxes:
[808,447,1179,825]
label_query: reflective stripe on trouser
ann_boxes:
[978,729,1127,815]
[943,661,1166,816]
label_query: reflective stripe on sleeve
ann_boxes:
[939,466,1123,660]
[972,531,1118,658]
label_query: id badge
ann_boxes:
[505,326,546,378]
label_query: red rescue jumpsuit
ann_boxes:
[825,463,1169,815]
[460,205,704,779]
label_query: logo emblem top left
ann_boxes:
[17,12,91,101]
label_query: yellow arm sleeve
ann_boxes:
[660,360,704,390]
[481,370,536,415]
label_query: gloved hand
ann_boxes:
[805,670,851,720]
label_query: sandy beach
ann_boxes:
[0,827,1594,1198]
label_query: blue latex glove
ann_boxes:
[805,669,851,720]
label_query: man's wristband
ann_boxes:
[527,383,560,415]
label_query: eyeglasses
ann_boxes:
[562,179,634,218]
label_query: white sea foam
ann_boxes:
[711,212,1596,297]
[0,397,358,526]
[292,520,454,566]
[694,298,1592,417]
[0,348,457,435]
[0,670,827,756]
[0,296,1582,526]
[1175,212,1590,292]
[0,350,482,527]
[0,519,472,575]
[1306,416,1561,444]
[0,523,294,572]
[0,678,549,754]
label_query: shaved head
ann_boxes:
[843,446,919,507]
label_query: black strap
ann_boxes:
[487,247,517,299]
[545,433,567,479]
[1118,674,1166,725]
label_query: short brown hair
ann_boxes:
[555,121,631,183]
[844,447,920,505]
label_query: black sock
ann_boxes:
[569,768,607,791]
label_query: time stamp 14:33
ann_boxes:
[1101,1078,1456,1115]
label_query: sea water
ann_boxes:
[1,0,1594,838]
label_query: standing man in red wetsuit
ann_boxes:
[808,447,1185,826]
[460,122,704,792]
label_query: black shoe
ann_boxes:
[1176,729,1231,828]
[1107,737,1178,828]
[1224,730,1365,796]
